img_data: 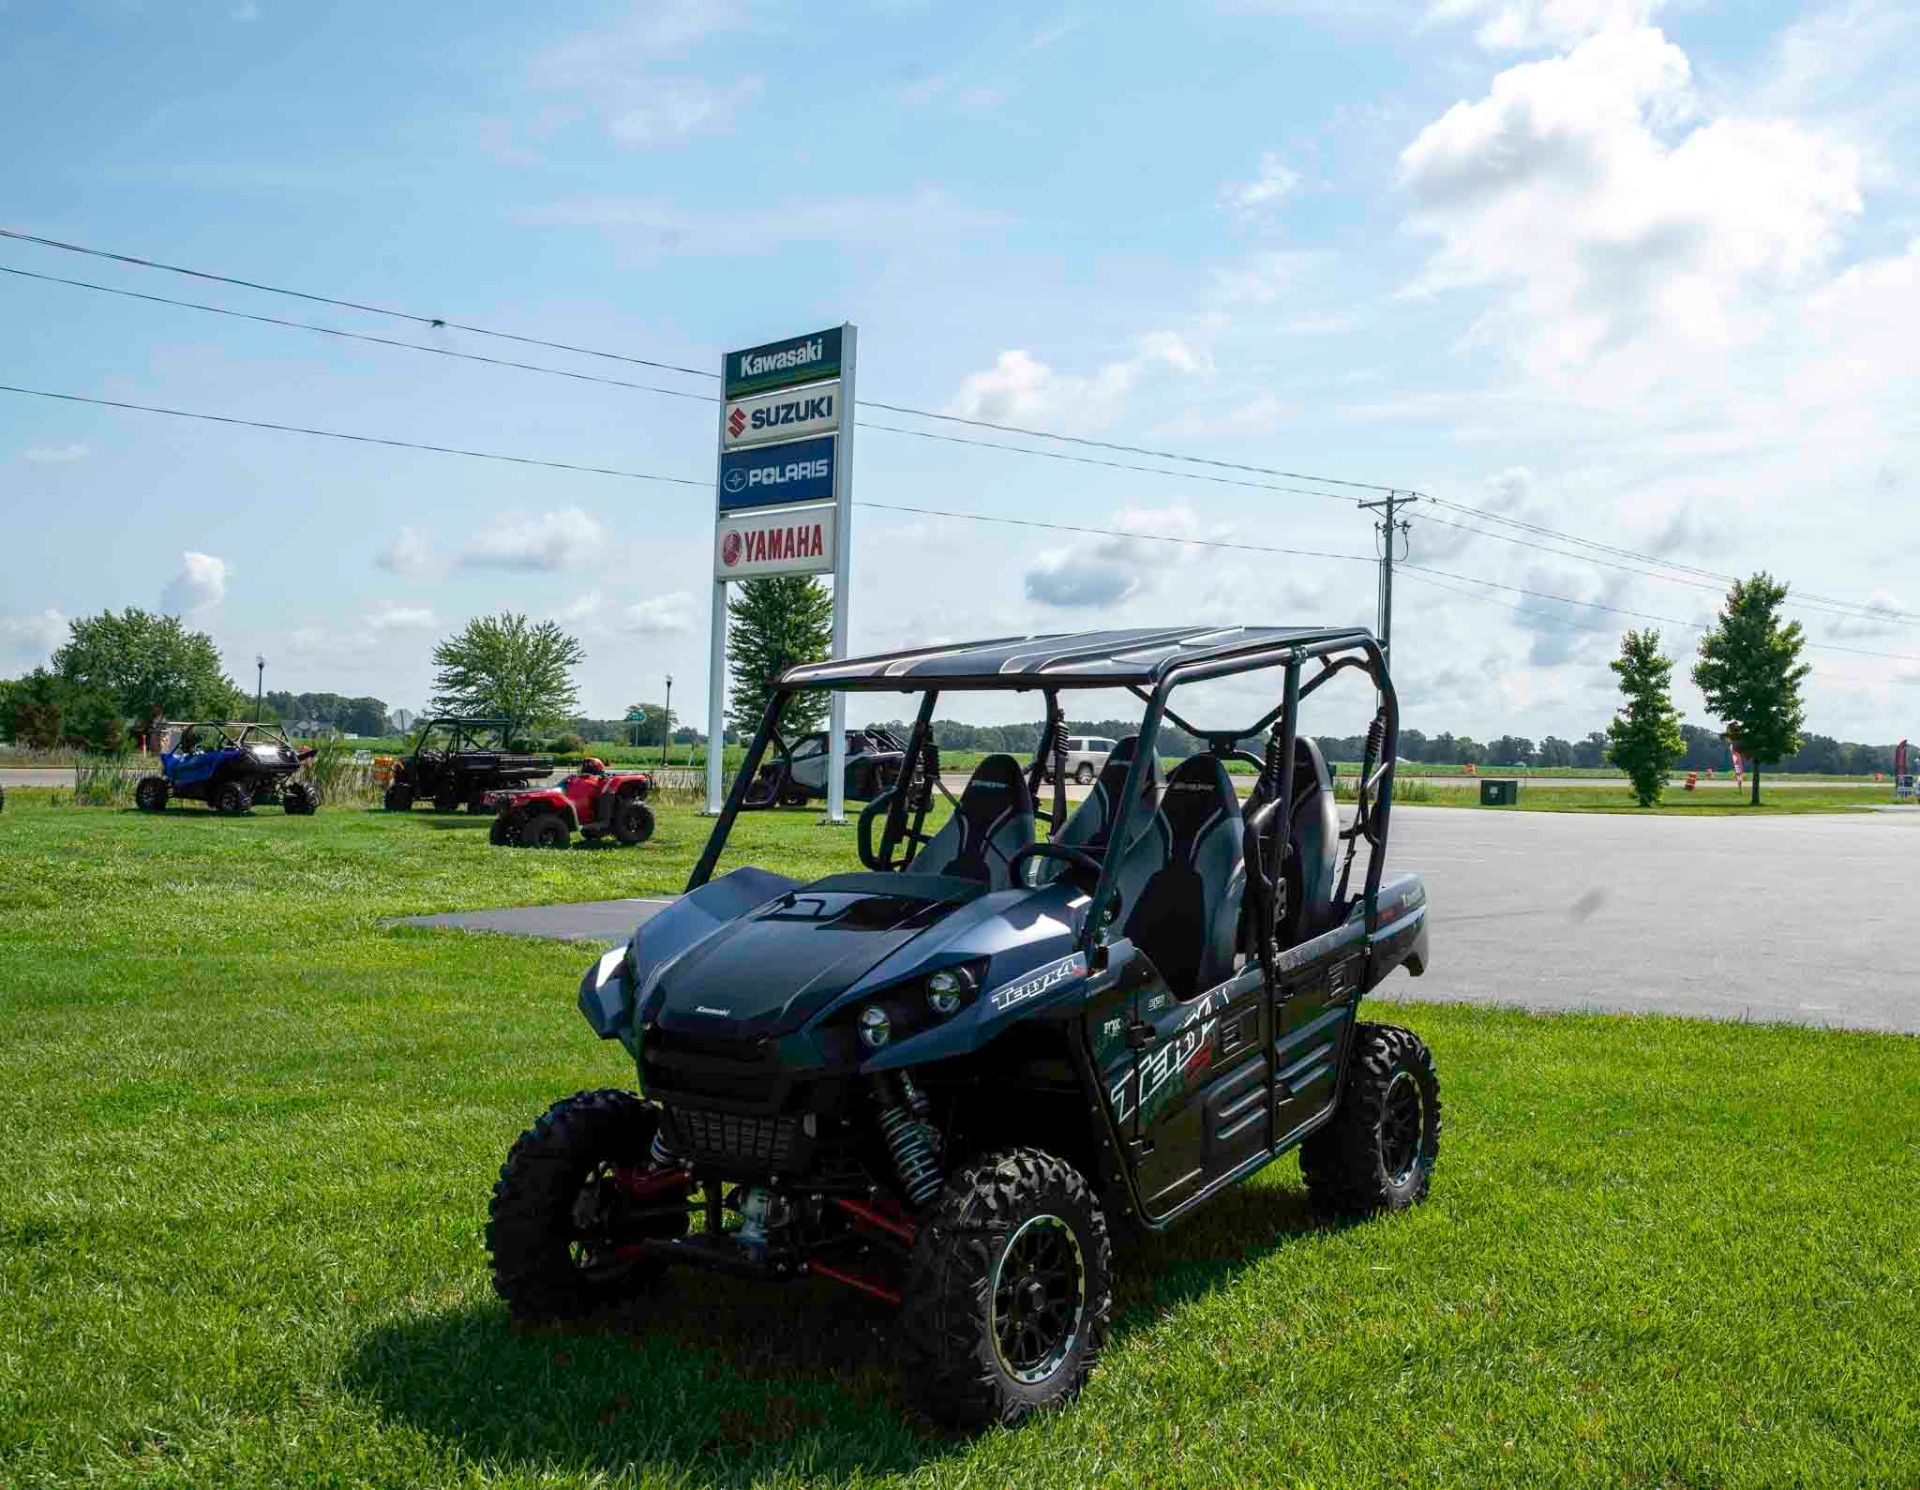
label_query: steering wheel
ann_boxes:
[858,790,901,870]
[1008,841,1104,887]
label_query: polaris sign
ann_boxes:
[718,434,836,512]
[723,327,843,399]
[724,383,841,451]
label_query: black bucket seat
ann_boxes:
[1035,736,1163,885]
[905,753,1035,891]
[1119,754,1247,999]
[1245,737,1339,946]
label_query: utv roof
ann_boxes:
[778,626,1378,692]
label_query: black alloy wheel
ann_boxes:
[991,1214,1087,1386]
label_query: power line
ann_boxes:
[8,376,1914,664]
[0,225,1392,499]
[0,227,716,380]
[853,501,1376,566]
[3,260,1376,504]
[1411,506,1919,628]
[1425,492,1919,624]
[0,264,718,406]
[0,383,707,487]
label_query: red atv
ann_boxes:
[488,760,655,849]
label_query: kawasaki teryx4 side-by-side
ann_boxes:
[740,726,909,809]
[490,627,1435,1429]
[135,722,318,815]
[380,717,552,813]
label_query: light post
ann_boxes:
[662,674,673,768]
[255,654,265,722]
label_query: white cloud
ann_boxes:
[554,590,605,625]
[1219,151,1301,218]
[364,603,438,633]
[1429,0,1663,51]
[1023,506,1218,608]
[622,593,697,635]
[529,0,758,148]
[23,443,89,464]
[162,552,228,615]
[0,607,66,659]
[947,334,1209,433]
[1399,26,1863,380]
[376,524,438,578]
[1825,590,1910,640]
[461,507,607,572]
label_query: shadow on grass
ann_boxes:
[344,1180,1326,1482]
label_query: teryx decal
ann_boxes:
[986,953,1088,1013]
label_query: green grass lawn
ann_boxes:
[2,795,1918,1488]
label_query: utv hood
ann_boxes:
[648,872,986,1039]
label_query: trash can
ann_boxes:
[1480,778,1520,806]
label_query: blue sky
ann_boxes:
[3,0,1916,741]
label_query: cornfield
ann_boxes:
[646,765,706,806]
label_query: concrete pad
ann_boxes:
[390,896,677,944]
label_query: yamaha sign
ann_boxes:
[713,501,836,580]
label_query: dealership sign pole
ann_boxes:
[706,325,854,819]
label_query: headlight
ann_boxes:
[858,1004,892,1049]
[926,965,978,1016]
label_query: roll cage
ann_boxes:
[690,626,1404,955]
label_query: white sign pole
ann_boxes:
[824,323,856,826]
[705,366,732,816]
[705,577,727,814]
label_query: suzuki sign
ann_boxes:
[724,382,841,450]
[714,501,835,580]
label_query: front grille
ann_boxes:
[661,1105,813,1174]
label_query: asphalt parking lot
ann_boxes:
[1385,805,1920,1034]
[398,797,1920,1036]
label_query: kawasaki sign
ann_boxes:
[723,327,843,399]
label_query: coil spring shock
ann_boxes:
[874,1074,942,1207]
[649,1129,678,1168]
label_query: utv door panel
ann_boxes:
[1272,920,1367,1146]
[1131,963,1268,1217]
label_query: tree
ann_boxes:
[52,608,239,728]
[1605,629,1686,807]
[1537,735,1574,768]
[623,702,674,748]
[727,576,834,736]
[1487,735,1535,767]
[1571,731,1610,769]
[430,612,584,739]
[1692,573,1810,806]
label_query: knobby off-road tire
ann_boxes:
[526,812,569,849]
[213,780,253,816]
[282,781,319,815]
[1300,1022,1441,1216]
[1075,763,1096,785]
[900,1147,1112,1431]
[488,1090,686,1321]
[612,798,655,846]
[489,810,522,846]
[433,790,463,813]
[383,784,414,812]
[135,776,169,812]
